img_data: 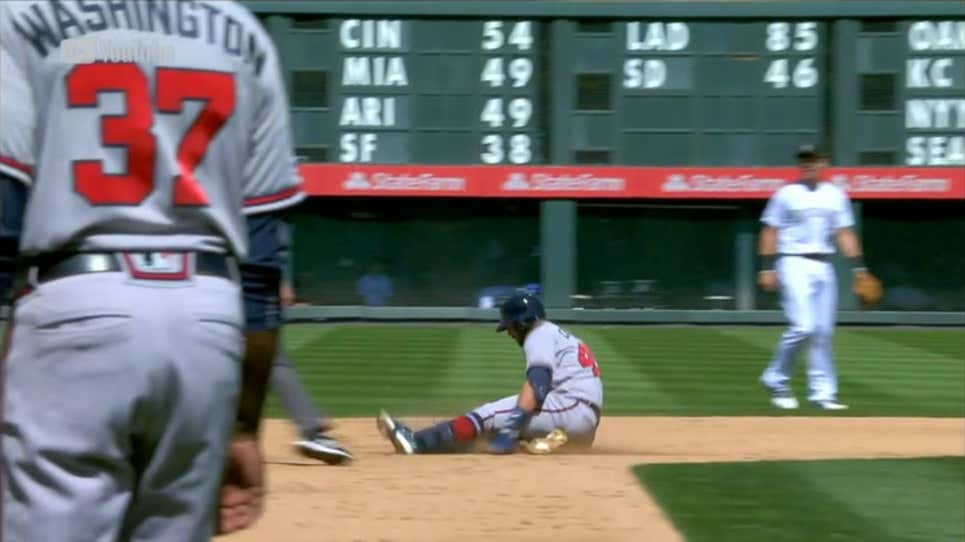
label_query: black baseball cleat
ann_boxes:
[294,432,354,465]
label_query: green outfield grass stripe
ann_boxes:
[572,327,677,408]
[718,328,960,409]
[587,327,793,412]
[265,324,964,417]
[635,457,965,542]
[281,325,462,416]
[797,457,965,542]
[852,329,965,361]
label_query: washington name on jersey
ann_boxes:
[9,0,267,74]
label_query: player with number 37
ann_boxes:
[377,292,603,455]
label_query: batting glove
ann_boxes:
[488,407,529,455]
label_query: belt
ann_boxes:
[781,253,831,262]
[27,252,236,285]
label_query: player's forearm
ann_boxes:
[758,227,778,270]
[517,380,538,412]
[235,329,278,436]
[836,228,863,259]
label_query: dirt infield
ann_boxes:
[223,417,965,542]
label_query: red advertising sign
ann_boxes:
[300,164,965,200]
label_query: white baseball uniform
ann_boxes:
[472,321,603,443]
[1,1,303,540]
[759,181,855,402]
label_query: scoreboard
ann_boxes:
[253,2,965,175]
[900,20,964,166]
[333,19,541,165]
[265,16,544,165]
[558,20,826,165]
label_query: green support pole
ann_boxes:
[541,200,576,309]
[735,210,756,310]
[831,20,859,166]
[831,19,860,310]
[550,20,574,164]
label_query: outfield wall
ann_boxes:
[281,306,965,326]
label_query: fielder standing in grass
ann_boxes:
[378,291,603,454]
[757,145,881,411]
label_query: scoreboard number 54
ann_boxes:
[481,21,534,50]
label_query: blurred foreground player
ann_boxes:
[1,1,302,538]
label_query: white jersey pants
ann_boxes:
[760,255,840,402]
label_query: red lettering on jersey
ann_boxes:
[157,69,235,206]
[66,63,236,207]
[578,343,601,377]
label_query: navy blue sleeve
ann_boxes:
[0,173,27,302]
[240,211,292,331]
[526,366,553,408]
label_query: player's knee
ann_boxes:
[811,326,832,344]
[788,324,816,341]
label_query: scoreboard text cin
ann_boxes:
[338,19,408,163]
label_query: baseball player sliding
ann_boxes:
[1,1,303,539]
[758,145,880,410]
[378,292,603,454]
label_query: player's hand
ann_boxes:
[488,406,528,454]
[758,270,779,292]
[217,434,266,534]
[488,429,520,454]
[279,281,296,308]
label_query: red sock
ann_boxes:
[450,415,479,442]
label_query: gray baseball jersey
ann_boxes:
[523,321,604,408]
[0,0,305,258]
[471,321,603,443]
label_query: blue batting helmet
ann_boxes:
[496,291,546,332]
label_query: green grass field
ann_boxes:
[268,324,964,418]
[634,456,965,542]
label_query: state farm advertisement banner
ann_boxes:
[299,164,965,200]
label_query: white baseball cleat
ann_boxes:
[770,396,800,410]
[376,410,417,454]
[812,400,849,410]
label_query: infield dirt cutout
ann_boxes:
[224,417,964,542]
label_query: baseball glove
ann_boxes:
[853,271,884,309]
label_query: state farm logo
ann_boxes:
[342,172,466,192]
[662,174,785,192]
[501,173,625,191]
[829,174,950,193]
[503,173,530,190]
[343,173,372,189]
[662,174,690,191]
